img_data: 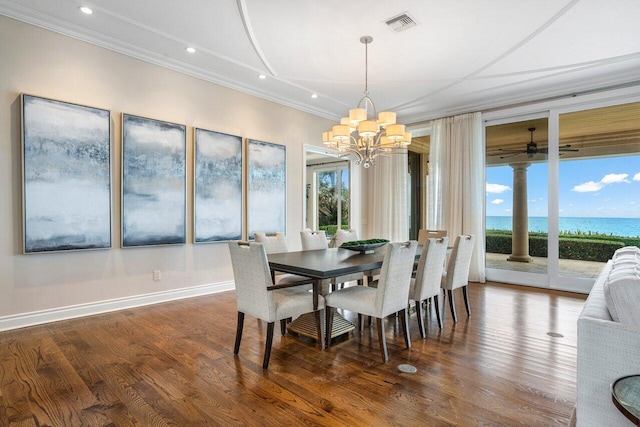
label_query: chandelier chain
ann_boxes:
[364,40,368,96]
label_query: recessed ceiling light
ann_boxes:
[258,74,266,80]
[311,94,318,99]
[186,47,196,53]
[79,6,93,14]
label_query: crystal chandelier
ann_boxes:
[322,36,411,168]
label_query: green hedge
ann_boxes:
[485,229,634,262]
[318,225,349,236]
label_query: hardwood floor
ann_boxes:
[0,282,586,426]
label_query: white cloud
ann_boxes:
[505,208,512,213]
[573,172,634,194]
[568,203,574,207]
[631,201,637,205]
[491,199,504,205]
[572,181,604,192]
[486,183,511,194]
[601,173,630,184]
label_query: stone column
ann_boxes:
[508,162,532,262]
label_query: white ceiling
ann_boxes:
[2,0,640,124]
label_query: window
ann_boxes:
[306,160,350,236]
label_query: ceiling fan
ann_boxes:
[495,127,579,159]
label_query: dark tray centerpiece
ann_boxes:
[340,238,389,254]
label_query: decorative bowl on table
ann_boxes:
[340,239,389,254]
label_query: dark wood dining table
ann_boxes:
[267,247,386,305]
[267,247,387,345]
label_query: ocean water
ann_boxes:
[486,216,640,237]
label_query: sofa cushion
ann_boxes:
[613,246,640,259]
[604,271,640,324]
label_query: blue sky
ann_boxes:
[486,155,640,218]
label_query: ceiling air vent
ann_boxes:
[385,12,417,33]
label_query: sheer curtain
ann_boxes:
[428,112,485,282]
[371,153,409,242]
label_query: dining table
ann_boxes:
[267,247,388,345]
[267,242,450,347]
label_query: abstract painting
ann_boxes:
[22,94,111,253]
[247,139,286,239]
[194,128,242,243]
[122,114,186,247]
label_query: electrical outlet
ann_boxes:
[153,270,161,281]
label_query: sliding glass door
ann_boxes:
[557,102,640,281]
[485,99,640,292]
[485,117,550,287]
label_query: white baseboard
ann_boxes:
[0,281,235,332]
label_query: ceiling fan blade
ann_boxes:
[498,152,523,159]
[560,144,579,152]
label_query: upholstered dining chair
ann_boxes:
[330,229,365,290]
[409,237,449,338]
[254,232,313,287]
[441,234,476,323]
[417,229,448,246]
[325,241,418,363]
[298,229,334,295]
[228,241,325,369]
[300,229,329,250]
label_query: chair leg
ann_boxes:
[280,319,287,335]
[326,307,335,349]
[415,300,426,339]
[262,322,275,370]
[462,285,471,316]
[433,294,443,329]
[358,313,364,331]
[315,309,325,350]
[234,312,244,355]
[448,289,458,323]
[376,318,389,363]
[400,309,411,349]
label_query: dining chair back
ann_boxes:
[228,241,324,369]
[417,229,448,246]
[254,232,288,254]
[325,241,418,363]
[254,231,313,291]
[441,234,475,323]
[410,237,449,337]
[300,229,329,250]
[333,229,358,248]
[329,229,364,290]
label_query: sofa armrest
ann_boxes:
[576,317,640,426]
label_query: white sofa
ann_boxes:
[574,246,640,426]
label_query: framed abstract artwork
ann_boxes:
[121,114,186,247]
[193,128,243,243]
[21,94,112,253]
[247,139,286,239]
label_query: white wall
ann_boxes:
[0,15,332,329]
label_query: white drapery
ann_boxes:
[371,153,409,242]
[428,112,486,282]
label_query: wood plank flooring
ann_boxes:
[0,282,586,426]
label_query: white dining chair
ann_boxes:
[417,229,448,246]
[330,229,364,290]
[300,229,329,250]
[325,241,418,363]
[254,232,314,287]
[410,237,449,338]
[441,235,475,323]
[228,241,325,369]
